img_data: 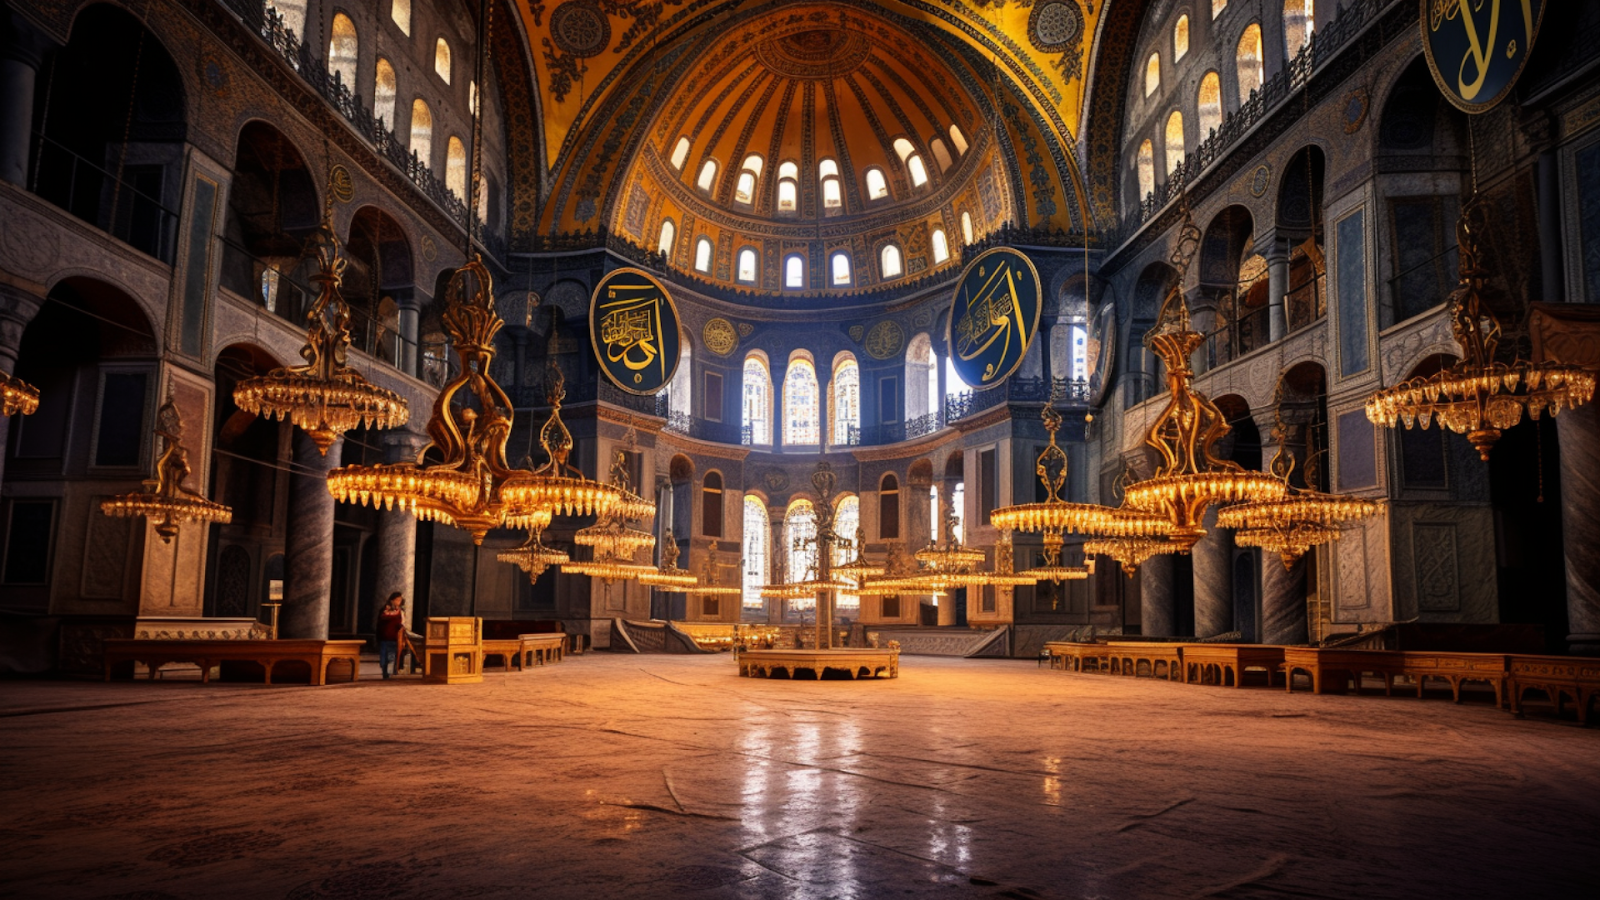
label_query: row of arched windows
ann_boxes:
[657,226,959,287]
[741,354,860,447]
[739,493,869,611]
[667,126,968,215]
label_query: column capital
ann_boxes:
[3,11,58,69]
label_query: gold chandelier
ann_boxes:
[1364,202,1594,460]
[1217,448,1382,568]
[1082,536,1177,576]
[830,525,885,586]
[686,541,744,596]
[101,393,232,542]
[640,532,700,589]
[497,527,569,582]
[328,262,622,543]
[1021,529,1091,583]
[560,440,662,584]
[233,212,409,455]
[1122,211,1285,549]
[1,369,39,417]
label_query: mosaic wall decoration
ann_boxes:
[865,320,905,360]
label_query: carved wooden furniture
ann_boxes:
[1507,654,1600,724]
[423,617,483,684]
[737,647,899,680]
[1043,641,1112,673]
[1283,647,1406,694]
[102,639,363,685]
[1105,641,1184,681]
[480,633,567,671]
[1397,652,1509,705]
[1182,644,1286,687]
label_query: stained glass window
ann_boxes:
[784,358,820,445]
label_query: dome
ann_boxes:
[607,4,1017,296]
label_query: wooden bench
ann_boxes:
[1283,647,1406,695]
[737,647,899,679]
[1182,644,1286,687]
[1397,652,1508,705]
[1507,654,1600,724]
[481,633,567,671]
[1105,641,1184,681]
[1042,641,1111,673]
[102,639,364,686]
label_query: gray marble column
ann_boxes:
[0,13,51,187]
[1140,553,1175,638]
[397,295,423,377]
[1261,555,1309,645]
[281,432,343,640]
[374,431,428,632]
[0,285,43,489]
[1266,246,1289,342]
[1558,405,1600,654]
[1192,507,1234,638]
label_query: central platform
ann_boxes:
[737,647,900,680]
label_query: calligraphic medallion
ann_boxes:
[864,320,904,360]
[589,267,682,395]
[1421,0,1543,114]
[946,247,1042,389]
[702,317,738,356]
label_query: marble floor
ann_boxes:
[1,653,1596,899]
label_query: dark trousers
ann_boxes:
[378,639,398,677]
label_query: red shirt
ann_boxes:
[377,608,405,641]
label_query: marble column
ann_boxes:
[0,13,51,187]
[933,346,947,426]
[1261,555,1309,645]
[1557,405,1600,654]
[768,513,785,624]
[1140,553,1175,638]
[397,294,423,377]
[0,285,43,489]
[1192,507,1233,638]
[281,432,343,640]
[1266,245,1289,342]
[374,431,427,633]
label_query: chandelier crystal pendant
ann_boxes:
[1364,201,1595,461]
[1216,447,1383,569]
[560,444,661,584]
[1,369,39,417]
[497,527,569,582]
[233,212,409,455]
[328,263,622,543]
[685,541,744,597]
[1082,536,1177,576]
[101,392,232,542]
[1121,210,1286,549]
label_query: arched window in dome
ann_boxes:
[742,354,771,445]
[1284,0,1315,57]
[1237,24,1264,103]
[778,160,798,212]
[694,237,713,273]
[865,167,889,201]
[446,136,466,199]
[737,248,758,283]
[670,136,691,170]
[893,138,915,162]
[409,99,432,164]
[1145,53,1161,96]
[657,220,675,260]
[742,495,767,610]
[435,38,451,84]
[1197,72,1223,138]
[832,495,861,612]
[1213,0,1228,18]
[742,154,764,178]
[930,138,953,172]
[697,159,718,192]
[374,58,397,126]
[832,357,860,446]
[391,0,411,35]
[820,158,842,209]
[1165,110,1185,174]
[784,358,820,446]
[329,14,358,89]
[880,244,903,279]
[831,252,851,286]
[784,254,804,288]
[949,124,969,155]
[907,154,929,188]
[785,499,818,594]
[1174,15,1190,61]
[931,228,949,264]
[961,211,974,245]
[1137,139,1155,199]
[734,171,756,205]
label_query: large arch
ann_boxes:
[219,121,321,321]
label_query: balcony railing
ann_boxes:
[27,132,180,265]
[216,0,504,261]
[945,377,1090,424]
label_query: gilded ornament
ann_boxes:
[702,317,738,356]
[864,320,904,360]
[589,267,682,395]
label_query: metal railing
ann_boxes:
[944,377,1090,424]
[27,131,181,264]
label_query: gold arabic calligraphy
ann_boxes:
[955,261,1028,383]
[1431,0,1535,102]
[599,286,666,384]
